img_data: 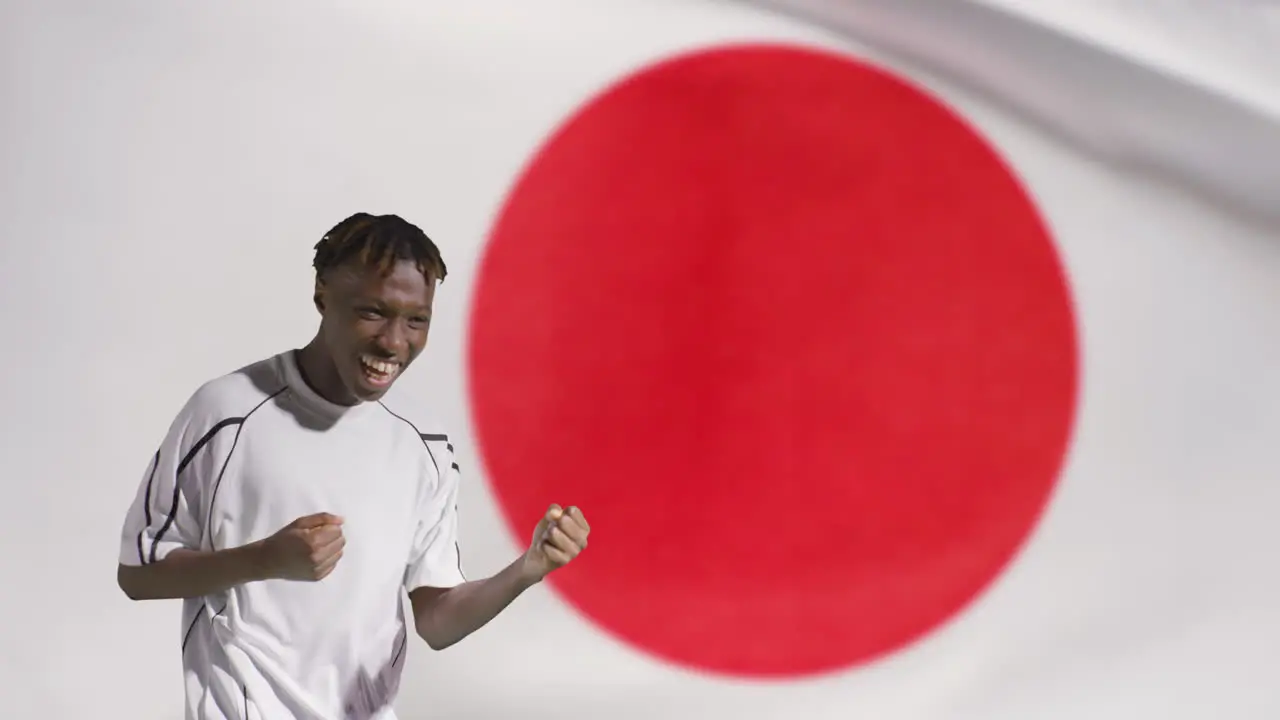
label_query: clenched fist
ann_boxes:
[521,504,589,582]
[259,513,346,581]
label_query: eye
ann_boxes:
[408,316,431,328]
[356,308,383,321]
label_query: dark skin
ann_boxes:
[296,257,436,407]
[118,258,591,651]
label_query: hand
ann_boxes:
[258,513,346,581]
[521,504,590,583]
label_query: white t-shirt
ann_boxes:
[118,350,466,720]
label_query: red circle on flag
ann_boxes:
[467,43,1078,677]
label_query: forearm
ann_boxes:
[117,543,268,600]
[414,558,540,650]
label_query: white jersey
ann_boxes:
[118,350,466,720]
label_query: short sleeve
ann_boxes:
[117,385,235,566]
[404,436,466,591]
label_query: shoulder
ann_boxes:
[376,398,452,445]
[376,397,457,475]
[181,355,289,426]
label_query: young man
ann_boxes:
[116,213,590,720]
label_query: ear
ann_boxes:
[313,277,326,313]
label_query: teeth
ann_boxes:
[360,356,399,376]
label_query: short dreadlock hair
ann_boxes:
[312,212,447,283]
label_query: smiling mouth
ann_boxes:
[359,354,402,387]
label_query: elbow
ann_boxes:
[418,628,455,651]
[116,564,148,601]
[415,620,460,651]
[410,588,462,650]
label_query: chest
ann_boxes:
[207,411,425,560]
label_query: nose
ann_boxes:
[375,320,409,356]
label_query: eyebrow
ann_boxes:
[356,298,432,316]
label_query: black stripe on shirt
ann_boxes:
[424,443,439,479]
[391,627,408,667]
[135,450,161,565]
[420,435,449,476]
[146,418,240,564]
[203,388,288,550]
[376,402,450,477]
[147,388,286,564]
[180,605,203,652]
[182,602,227,655]
[379,404,465,579]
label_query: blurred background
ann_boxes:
[1,1,1278,718]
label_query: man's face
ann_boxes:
[316,258,437,403]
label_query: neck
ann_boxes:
[296,337,359,406]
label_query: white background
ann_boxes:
[2,1,1278,718]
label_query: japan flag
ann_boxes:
[2,1,1279,720]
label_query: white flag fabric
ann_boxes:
[1,1,1278,719]
[743,0,1280,223]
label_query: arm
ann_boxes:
[408,558,540,650]
[114,386,345,601]
[117,389,227,600]
[118,513,345,600]
[400,438,591,651]
[408,504,589,650]
[118,544,269,601]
